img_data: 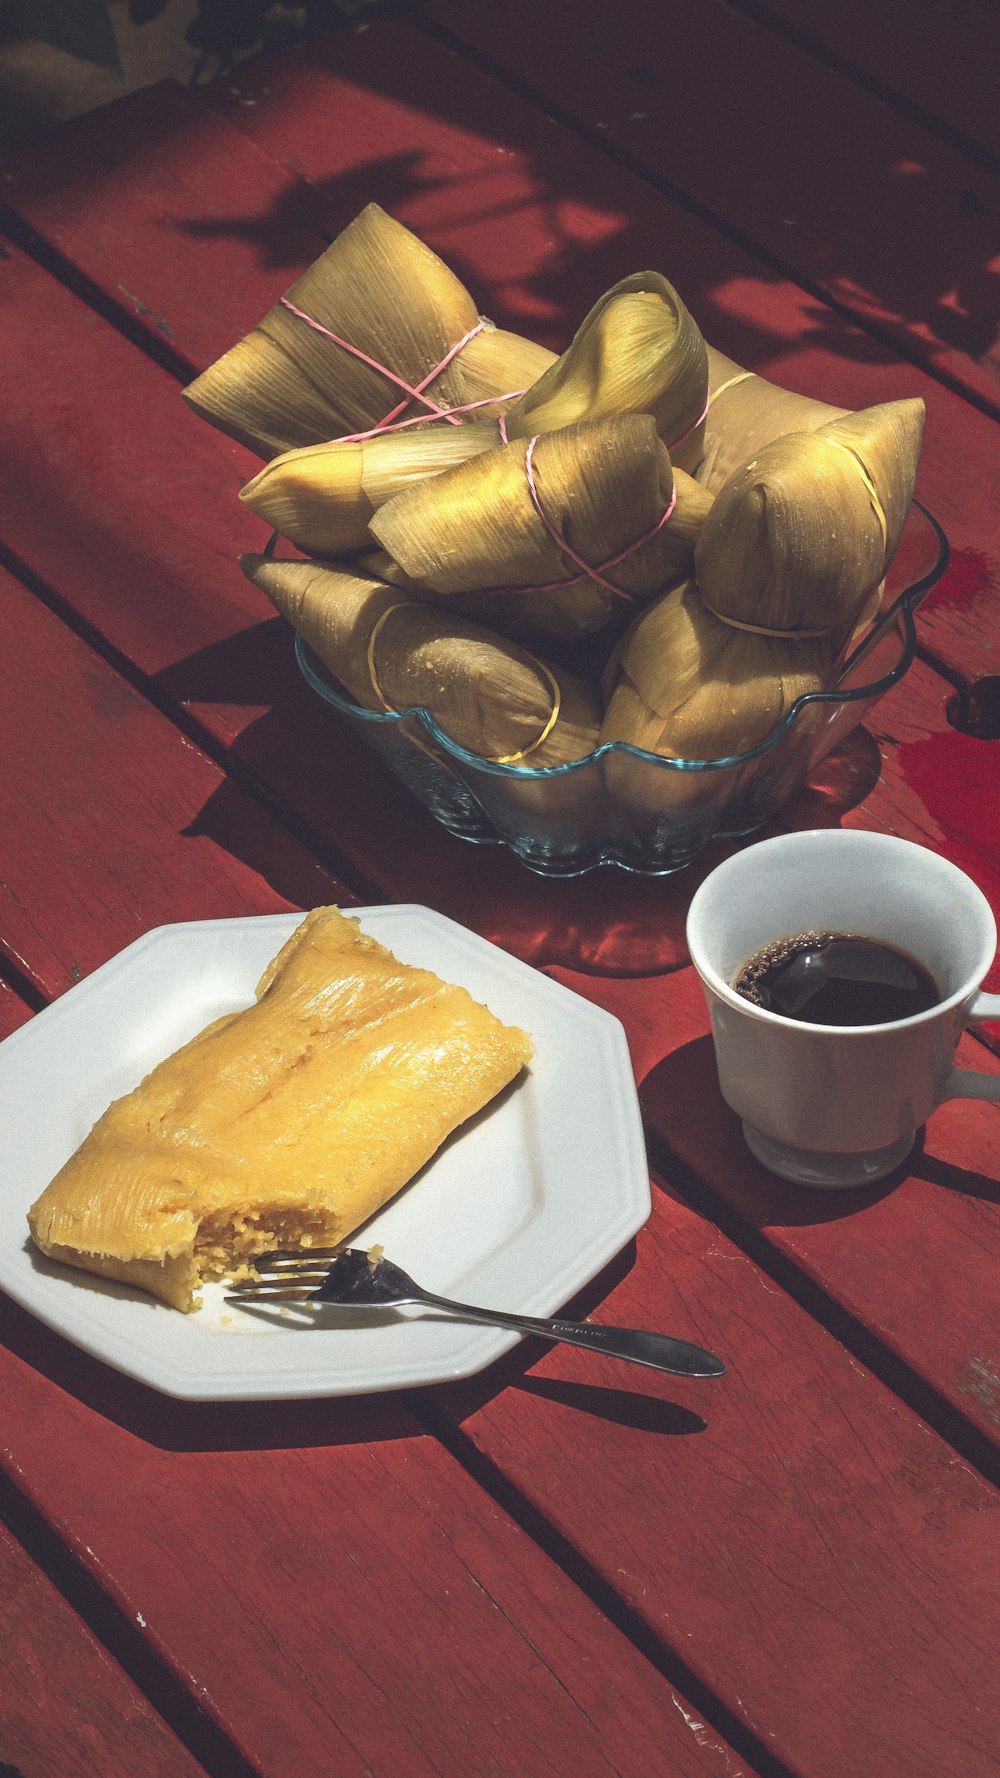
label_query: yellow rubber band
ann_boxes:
[820,438,889,561]
[492,657,562,763]
[708,371,756,404]
[701,602,836,639]
[366,602,415,713]
[703,435,890,637]
[367,603,561,765]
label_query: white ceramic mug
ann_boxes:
[686,830,1000,1186]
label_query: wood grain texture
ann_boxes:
[546,956,1000,1453]
[1,52,996,692]
[0,980,34,1042]
[421,0,1000,411]
[0,1517,206,1778]
[0,46,996,1778]
[744,0,1000,167]
[0,562,349,1000]
[433,1184,1000,1778]
[0,1299,751,1778]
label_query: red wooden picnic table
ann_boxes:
[1,10,998,1778]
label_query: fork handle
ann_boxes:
[418,1293,725,1379]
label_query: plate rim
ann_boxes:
[0,906,651,1400]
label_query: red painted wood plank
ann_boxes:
[793,657,1000,917]
[0,55,996,694]
[0,979,33,1041]
[751,0,1000,167]
[549,956,1000,1453]
[203,34,1000,691]
[421,0,1000,412]
[432,1184,1000,1778]
[0,236,993,995]
[0,562,348,1000]
[0,1298,751,1778]
[0,1518,206,1778]
[0,80,334,370]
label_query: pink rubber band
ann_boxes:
[279,298,526,440]
[666,389,710,454]
[520,435,677,600]
[335,390,526,445]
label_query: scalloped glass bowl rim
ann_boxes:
[294,501,948,781]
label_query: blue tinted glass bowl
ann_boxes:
[295,502,948,876]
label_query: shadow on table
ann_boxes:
[641,1033,1000,1230]
[158,622,738,977]
[172,21,1000,384]
[0,1235,706,1449]
[0,1288,414,1451]
[159,612,884,981]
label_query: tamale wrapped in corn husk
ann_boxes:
[369,415,714,642]
[184,204,554,458]
[699,343,851,494]
[502,274,710,472]
[600,397,925,781]
[600,578,830,758]
[694,398,925,643]
[239,423,499,557]
[242,554,601,767]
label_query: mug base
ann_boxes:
[741,1123,915,1189]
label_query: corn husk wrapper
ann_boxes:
[239,423,500,556]
[699,343,851,494]
[599,397,924,798]
[184,204,554,458]
[241,555,601,767]
[601,579,829,757]
[501,274,709,473]
[695,399,925,640]
[598,578,830,816]
[369,415,714,641]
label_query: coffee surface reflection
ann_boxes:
[732,932,940,1025]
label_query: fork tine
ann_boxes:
[223,1284,319,1304]
[226,1277,328,1293]
[253,1247,347,1270]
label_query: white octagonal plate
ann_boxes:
[0,907,650,1400]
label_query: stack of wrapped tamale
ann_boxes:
[184,202,925,814]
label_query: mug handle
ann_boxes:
[943,991,1000,1103]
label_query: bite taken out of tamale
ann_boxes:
[239,422,500,557]
[369,415,714,643]
[243,554,602,768]
[600,397,925,778]
[183,203,553,458]
[501,273,710,473]
[28,907,534,1313]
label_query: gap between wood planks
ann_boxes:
[634,1146,1000,1490]
[719,0,1000,177]
[0,27,996,1543]
[0,529,384,916]
[0,1464,261,1778]
[410,10,1000,433]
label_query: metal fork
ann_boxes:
[226,1247,726,1379]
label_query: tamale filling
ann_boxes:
[28,908,533,1312]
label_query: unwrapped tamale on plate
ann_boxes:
[28,907,533,1311]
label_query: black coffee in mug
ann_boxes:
[732,931,941,1025]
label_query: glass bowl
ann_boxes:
[295,502,949,877]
